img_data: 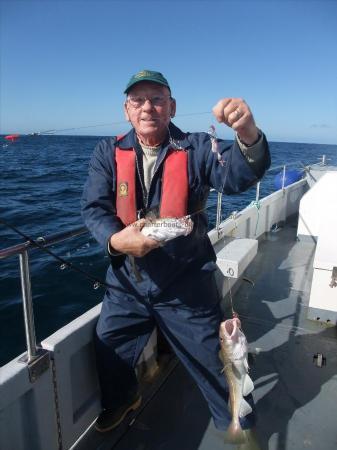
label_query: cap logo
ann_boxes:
[119,182,128,197]
[135,70,152,79]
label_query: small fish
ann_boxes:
[141,216,193,243]
[219,317,254,445]
[208,125,226,166]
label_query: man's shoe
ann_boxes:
[95,395,142,432]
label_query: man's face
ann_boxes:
[124,81,176,143]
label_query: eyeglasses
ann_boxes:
[127,95,171,108]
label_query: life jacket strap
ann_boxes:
[160,149,188,218]
[115,140,188,226]
[115,148,137,226]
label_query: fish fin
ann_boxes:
[224,420,246,445]
[239,398,253,418]
[242,374,254,396]
[248,345,262,355]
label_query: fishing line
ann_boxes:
[29,111,212,135]
[1,122,229,289]
[226,277,237,318]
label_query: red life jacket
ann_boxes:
[115,144,188,226]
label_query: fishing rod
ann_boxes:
[0,199,220,291]
[0,217,108,290]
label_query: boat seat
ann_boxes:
[308,211,337,323]
[216,238,258,278]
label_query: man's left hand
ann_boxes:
[212,97,259,146]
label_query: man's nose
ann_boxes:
[142,99,155,110]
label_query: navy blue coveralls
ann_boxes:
[81,122,270,430]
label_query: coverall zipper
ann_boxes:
[135,147,168,212]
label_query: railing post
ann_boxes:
[216,192,223,231]
[255,181,260,202]
[281,165,286,189]
[19,250,37,362]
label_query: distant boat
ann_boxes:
[4,134,20,142]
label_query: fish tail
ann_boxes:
[224,419,247,445]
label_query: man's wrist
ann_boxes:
[237,128,262,148]
[107,234,123,256]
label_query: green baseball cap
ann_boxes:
[124,70,171,94]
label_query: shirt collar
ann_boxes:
[116,122,190,150]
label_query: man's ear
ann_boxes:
[170,98,176,118]
[124,102,130,121]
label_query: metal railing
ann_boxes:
[0,226,88,365]
[212,156,317,232]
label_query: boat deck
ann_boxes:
[76,217,337,450]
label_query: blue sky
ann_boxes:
[1,0,336,144]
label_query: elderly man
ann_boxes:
[81,70,270,439]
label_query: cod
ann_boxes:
[219,317,255,446]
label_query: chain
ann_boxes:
[51,357,63,450]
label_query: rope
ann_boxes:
[249,200,261,236]
[228,211,238,237]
